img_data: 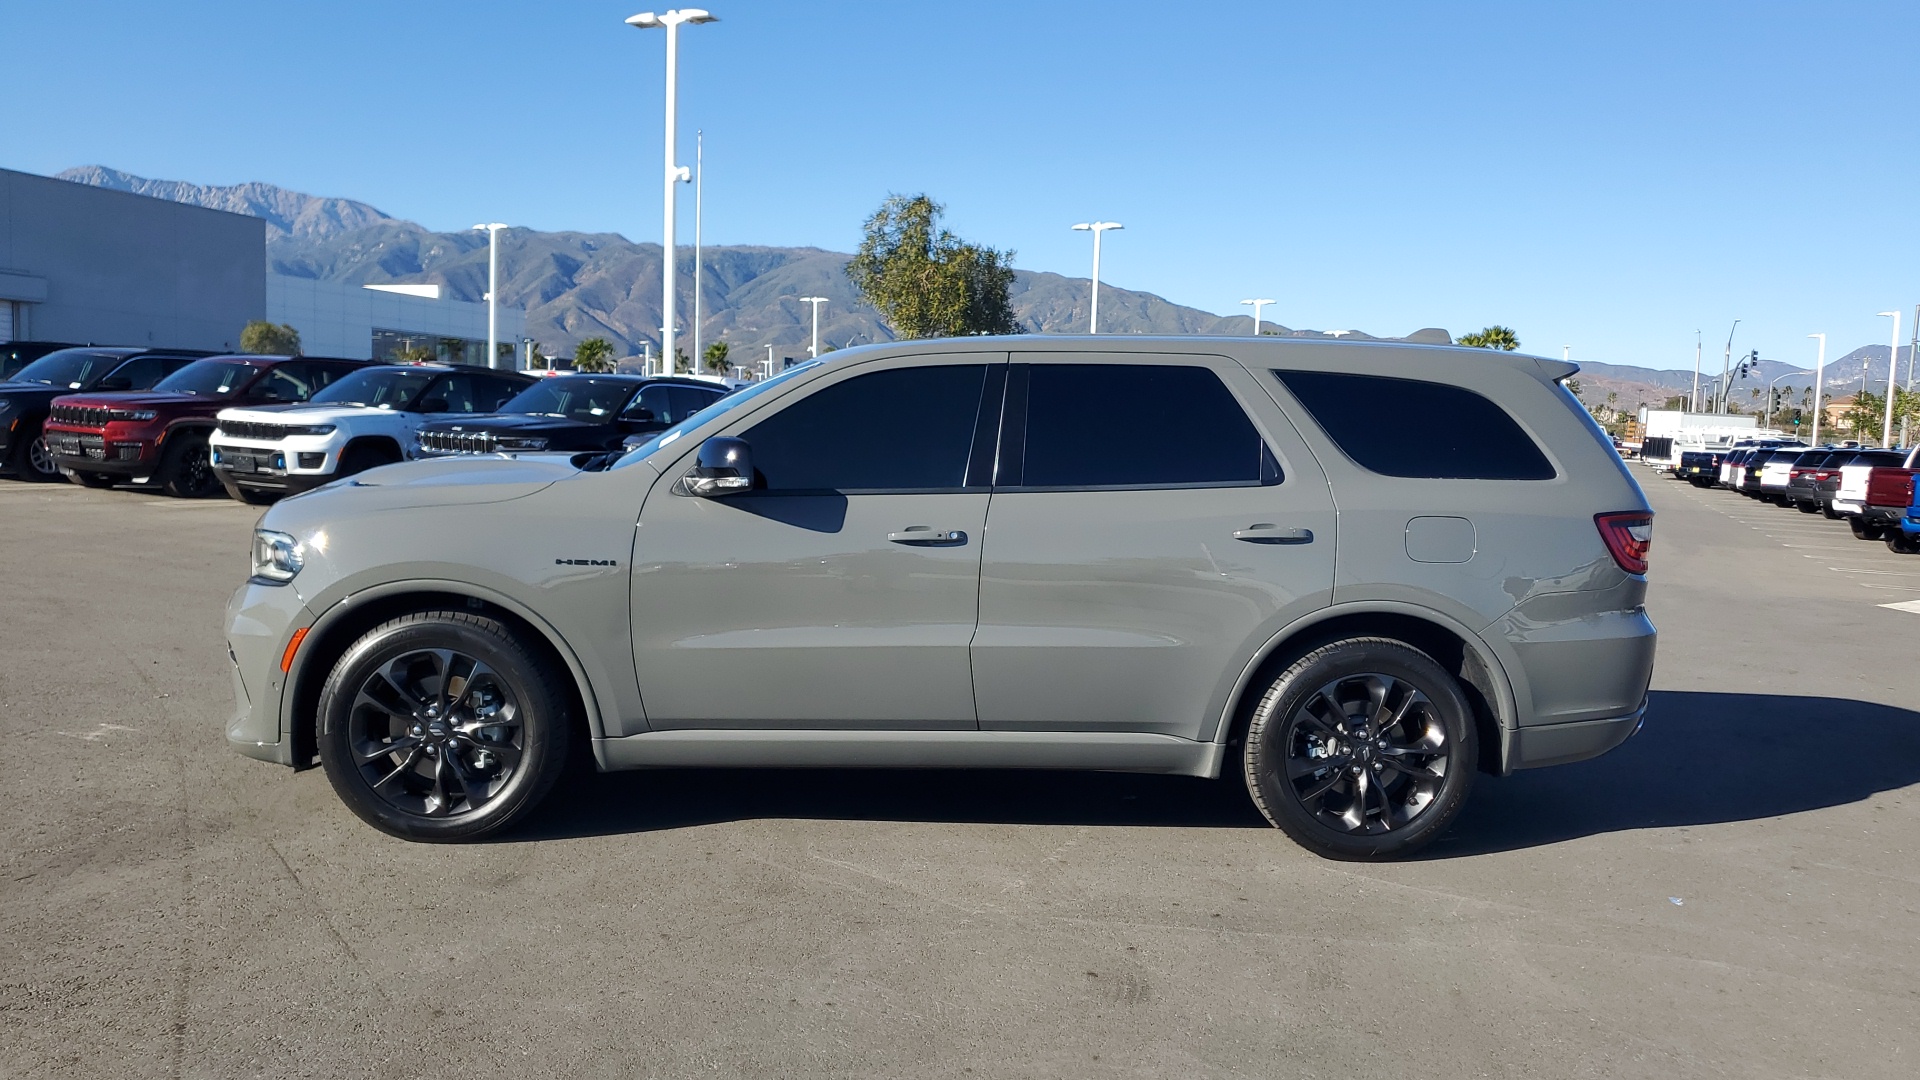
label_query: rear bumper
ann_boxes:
[1510,701,1646,770]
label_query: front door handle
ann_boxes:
[888,526,968,546]
[1233,524,1313,544]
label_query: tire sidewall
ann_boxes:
[317,614,567,841]
[161,431,217,497]
[1245,639,1478,860]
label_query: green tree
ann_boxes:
[674,347,692,374]
[573,337,616,373]
[1458,325,1520,351]
[240,320,301,356]
[1843,391,1884,440]
[847,194,1018,339]
[703,340,731,373]
[528,342,550,371]
[389,343,434,364]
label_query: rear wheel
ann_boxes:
[158,431,219,498]
[1243,637,1477,860]
[1888,531,1920,555]
[1823,505,1841,519]
[317,610,572,841]
[1797,501,1820,514]
[1849,518,1885,541]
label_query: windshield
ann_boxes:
[311,367,435,409]
[611,362,820,470]
[153,359,259,397]
[11,348,129,389]
[500,377,638,421]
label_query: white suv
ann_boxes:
[211,364,532,503]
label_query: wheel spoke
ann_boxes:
[1361,675,1394,734]
[1297,696,1345,740]
[1288,752,1343,780]
[370,747,424,791]
[1299,766,1348,802]
[427,753,456,815]
[445,750,494,810]
[356,735,423,766]
[1367,770,1398,831]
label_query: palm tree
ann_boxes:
[573,337,616,373]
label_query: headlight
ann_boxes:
[0,398,12,415]
[286,424,336,437]
[107,408,157,421]
[494,436,549,451]
[250,529,305,584]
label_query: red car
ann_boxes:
[43,354,369,496]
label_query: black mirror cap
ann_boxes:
[694,435,751,477]
[96,376,133,391]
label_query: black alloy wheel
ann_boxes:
[1244,638,1476,860]
[159,431,220,497]
[317,611,570,841]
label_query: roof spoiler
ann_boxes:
[1538,358,1579,381]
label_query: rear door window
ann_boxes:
[743,364,991,493]
[1274,370,1555,480]
[1007,363,1273,489]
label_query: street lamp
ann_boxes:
[1718,320,1740,414]
[1878,310,1901,447]
[627,8,717,382]
[693,129,705,373]
[1240,298,1274,335]
[789,296,828,358]
[1807,333,1827,446]
[471,223,507,370]
[1762,370,1798,429]
[1071,221,1123,333]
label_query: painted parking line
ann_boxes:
[1829,567,1920,576]
[1879,599,1920,613]
[1854,582,1920,591]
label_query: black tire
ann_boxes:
[1243,637,1477,860]
[219,479,277,505]
[9,424,62,482]
[336,443,399,479]
[317,610,572,841]
[1823,506,1841,520]
[1797,502,1820,514]
[157,431,219,498]
[1888,531,1920,555]
[1849,518,1885,541]
[68,469,117,489]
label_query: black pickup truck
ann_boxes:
[1677,449,1725,486]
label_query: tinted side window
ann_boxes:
[667,385,723,423]
[253,365,318,402]
[476,375,526,411]
[1275,370,1555,480]
[420,375,482,413]
[1015,364,1270,488]
[106,355,172,389]
[744,364,989,492]
[627,385,678,424]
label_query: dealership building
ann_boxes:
[0,166,517,363]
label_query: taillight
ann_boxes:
[1596,512,1653,575]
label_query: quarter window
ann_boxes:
[743,364,989,492]
[1015,363,1272,488]
[1274,370,1555,480]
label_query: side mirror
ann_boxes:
[624,407,656,423]
[96,375,133,391]
[674,436,754,497]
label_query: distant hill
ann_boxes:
[52,167,1436,361]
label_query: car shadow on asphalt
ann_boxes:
[1424,689,1920,857]
[501,690,1920,851]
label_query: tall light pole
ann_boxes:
[627,8,717,380]
[1691,330,1702,412]
[790,296,827,358]
[1240,298,1274,335]
[693,129,704,373]
[1878,310,1901,446]
[1071,221,1122,333]
[1808,333,1827,446]
[1719,320,1740,414]
[1762,370,1798,429]
[471,223,507,370]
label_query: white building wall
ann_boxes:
[266,275,526,361]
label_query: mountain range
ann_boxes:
[54,166,1915,411]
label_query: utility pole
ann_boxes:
[1808,333,1827,446]
[1691,330,1701,412]
[1878,310,1901,447]
[693,129,704,376]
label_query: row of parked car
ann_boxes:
[1670,438,1920,552]
[0,345,736,501]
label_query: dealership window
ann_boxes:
[372,328,491,366]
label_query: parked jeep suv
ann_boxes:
[1,347,208,481]
[210,364,533,503]
[225,337,1657,860]
[418,374,728,457]
[44,354,368,496]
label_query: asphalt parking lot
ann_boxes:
[2,473,1916,1079]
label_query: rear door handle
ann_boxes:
[888,527,968,546]
[1233,524,1313,544]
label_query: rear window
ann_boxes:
[1848,451,1904,468]
[1273,370,1555,480]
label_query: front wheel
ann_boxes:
[317,610,572,841]
[11,427,62,482]
[158,431,220,497]
[1243,638,1477,860]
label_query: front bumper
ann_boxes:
[211,436,348,493]
[225,579,315,765]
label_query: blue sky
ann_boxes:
[7,0,1918,371]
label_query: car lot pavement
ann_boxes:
[1,475,1915,1079]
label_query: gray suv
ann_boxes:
[225,336,1656,859]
